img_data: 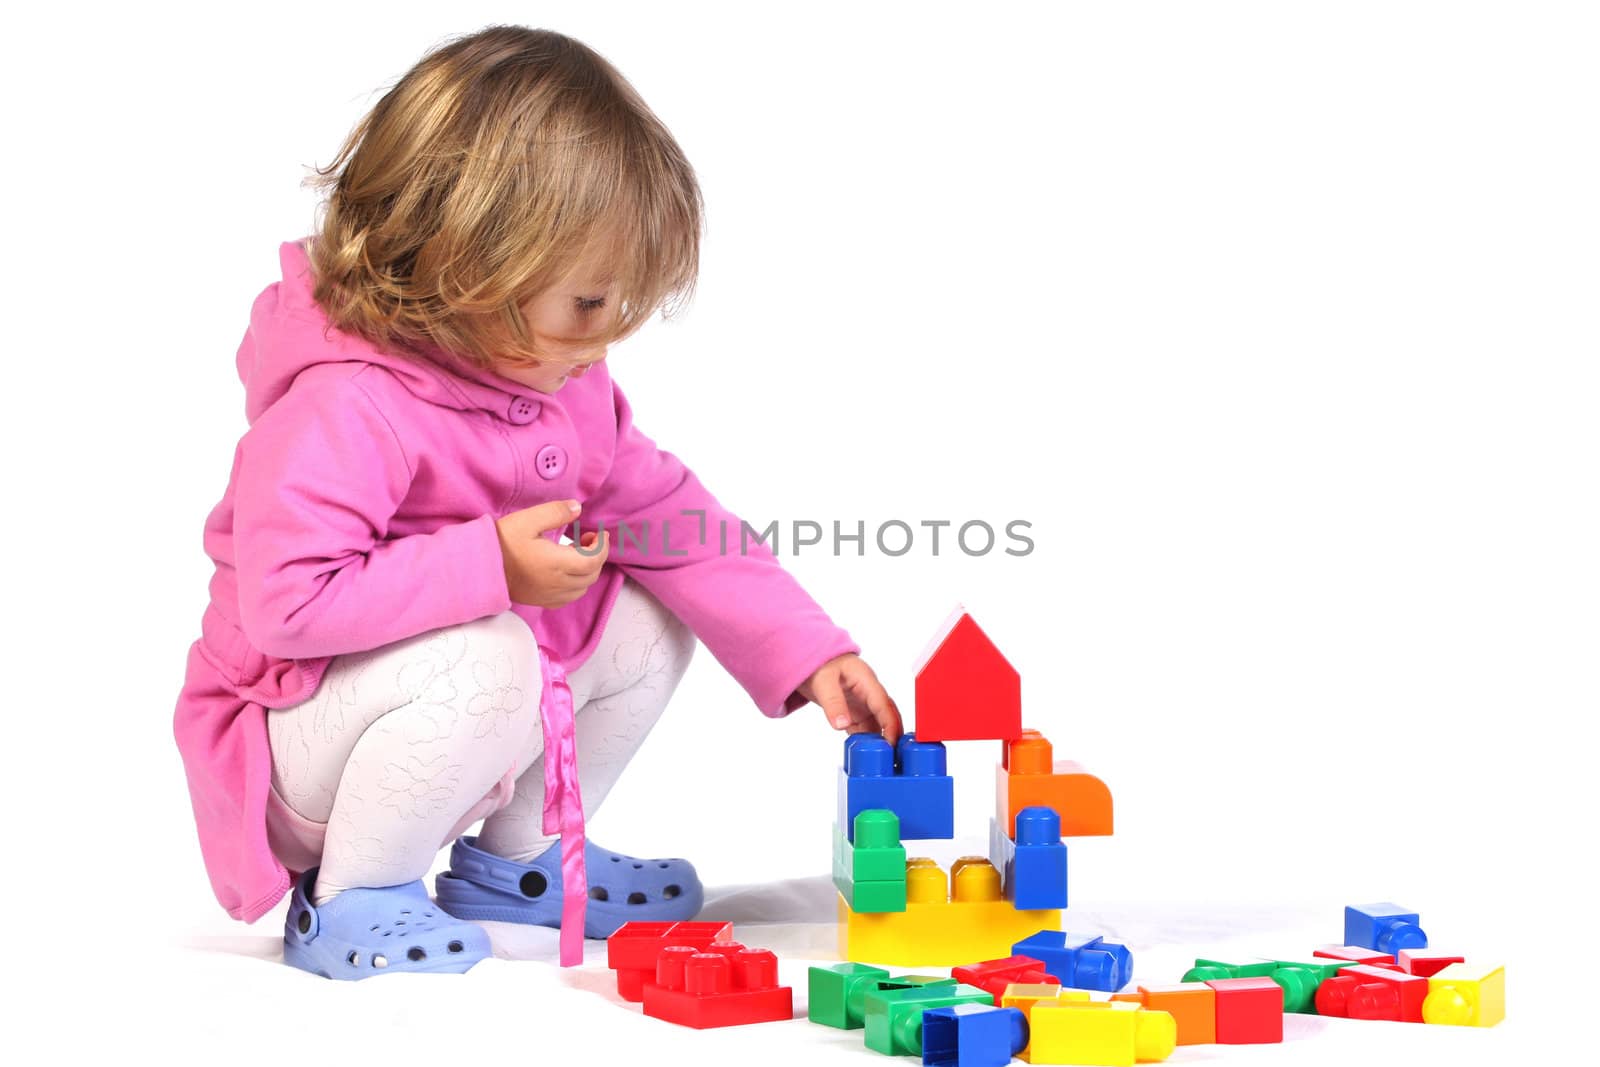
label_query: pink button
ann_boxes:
[535,444,568,479]
[507,396,542,425]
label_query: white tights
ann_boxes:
[265,577,695,905]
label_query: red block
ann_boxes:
[952,955,1061,1005]
[1205,977,1284,1044]
[606,920,735,1002]
[1397,949,1466,977]
[912,608,1022,743]
[1316,964,1428,1022]
[641,944,794,1029]
[1313,944,1397,967]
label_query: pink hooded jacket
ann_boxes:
[173,237,858,929]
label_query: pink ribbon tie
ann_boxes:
[536,647,587,967]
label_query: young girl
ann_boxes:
[172,25,901,981]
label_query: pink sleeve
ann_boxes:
[584,379,858,717]
[233,371,513,660]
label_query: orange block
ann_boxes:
[1136,983,1217,1045]
[997,730,1113,837]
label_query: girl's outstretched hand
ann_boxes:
[798,654,903,745]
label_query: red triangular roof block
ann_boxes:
[913,607,1022,742]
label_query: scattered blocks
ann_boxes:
[952,955,1060,1005]
[989,809,1069,910]
[840,858,1061,967]
[1422,962,1505,1027]
[997,730,1113,837]
[1345,903,1428,955]
[1204,977,1284,1043]
[921,1003,1030,1067]
[641,941,794,1029]
[807,963,954,1030]
[839,733,954,842]
[1399,949,1466,978]
[1314,964,1428,1023]
[912,607,1022,743]
[606,920,734,1002]
[834,809,908,913]
[1013,931,1133,993]
[1025,1001,1177,1066]
[864,982,993,1056]
[1180,958,1277,982]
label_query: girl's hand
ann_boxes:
[798,654,903,745]
[495,500,610,608]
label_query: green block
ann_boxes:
[1182,957,1279,982]
[863,983,992,1056]
[806,964,953,1030]
[1267,959,1353,1014]
[833,811,907,912]
[840,878,907,913]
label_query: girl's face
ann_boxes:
[496,261,618,393]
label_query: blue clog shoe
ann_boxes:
[283,867,491,980]
[433,835,703,938]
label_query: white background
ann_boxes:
[3,2,1593,1064]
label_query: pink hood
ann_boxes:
[172,238,859,933]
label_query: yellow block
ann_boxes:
[837,856,1061,967]
[999,985,1090,1063]
[1027,1002,1177,1066]
[1422,963,1505,1027]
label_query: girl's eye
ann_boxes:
[575,296,607,313]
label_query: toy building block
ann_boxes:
[912,607,1022,743]
[1180,958,1278,982]
[999,984,1090,1063]
[840,858,1061,967]
[1422,962,1505,1027]
[1114,984,1216,1045]
[1313,944,1398,967]
[1398,949,1466,977]
[1013,931,1133,993]
[952,955,1060,1005]
[1204,977,1284,1043]
[1345,903,1428,955]
[607,920,735,1002]
[641,942,793,1029]
[1314,964,1427,1022]
[807,963,955,1030]
[1025,1000,1177,1066]
[863,982,993,1056]
[834,809,908,913]
[921,1004,1030,1067]
[1260,958,1353,1013]
[997,730,1113,837]
[988,809,1068,910]
[839,733,954,842]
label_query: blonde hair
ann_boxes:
[303,25,702,369]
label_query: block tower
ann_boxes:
[833,606,1115,967]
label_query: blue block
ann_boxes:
[1011,931,1133,993]
[922,1004,1028,1067]
[988,809,1068,910]
[838,733,954,842]
[1344,903,1428,955]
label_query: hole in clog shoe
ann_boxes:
[520,871,549,898]
[590,887,609,902]
[448,941,464,954]
[659,863,670,869]
[346,951,361,967]
[407,947,427,962]
[627,892,647,905]
[297,912,311,935]
[663,885,681,899]
[373,955,388,968]
[632,863,643,869]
